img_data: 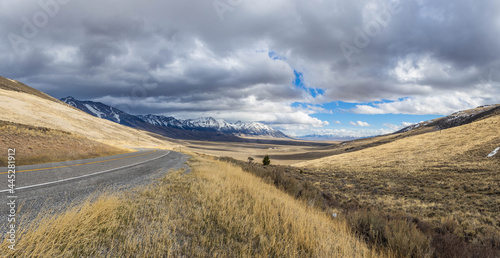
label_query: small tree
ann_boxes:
[262,155,271,165]
[247,157,254,163]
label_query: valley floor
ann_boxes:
[182,138,336,165]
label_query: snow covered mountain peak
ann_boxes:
[61,97,289,138]
[138,114,288,138]
[61,96,124,123]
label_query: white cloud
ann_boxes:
[350,94,489,115]
[350,120,371,127]
[383,122,414,131]
[383,123,400,131]
[391,54,454,83]
[334,120,342,124]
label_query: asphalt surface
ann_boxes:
[0,149,189,234]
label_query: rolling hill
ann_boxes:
[0,120,130,166]
[0,77,176,151]
[268,104,500,163]
[296,109,499,168]
[291,106,500,254]
[0,76,60,104]
[396,104,500,134]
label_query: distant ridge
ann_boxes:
[61,96,290,140]
[138,114,289,138]
[61,96,151,129]
[395,104,500,134]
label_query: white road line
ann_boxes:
[0,150,170,193]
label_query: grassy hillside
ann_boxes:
[0,88,175,150]
[0,120,131,166]
[0,76,60,104]
[268,105,499,164]
[297,112,499,169]
[395,104,500,133]
[295,113,500,253]
[0,155,378,257]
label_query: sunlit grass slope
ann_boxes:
[0,120,131,166]
[296,114,500,249]
[0,76,60,103]
[0,88,174,149]
[297,113,499,170]
[0,155,380,257]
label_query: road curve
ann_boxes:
[0,149,189,227]
[0,149,172,192]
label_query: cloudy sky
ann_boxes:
[1,0,499,137]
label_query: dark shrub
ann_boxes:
[262,155,271,165]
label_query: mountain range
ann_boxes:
[60,96,289,140]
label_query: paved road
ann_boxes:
[0,149,189,232]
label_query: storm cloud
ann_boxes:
[1,0,499,133]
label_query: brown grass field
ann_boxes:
[182,138,334,165]
[0,88,176,150]
[182,126,449,166]
[0,155,381,257]
[276,114,498,255]
[295,114,500,235]
[195,104,499,167]
[0,76,60,104]
[0,120,131,166]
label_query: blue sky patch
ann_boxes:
[291,100,443,136]
[292,70,325,98]
[268,51,286,61]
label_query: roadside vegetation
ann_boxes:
[0,155,378,257]
[221,156,500,257]
[215,113,500,257]
[0,120,131,166]
[295,114,500,255]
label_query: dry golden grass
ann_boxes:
[297,114,499,170]
[202,105,500,167]
[0,120,131,166]
[183,139,333,165]
[1,155,382,257]
[294,114,500,248]
[0,89,174,150]
[183,126,440,166]
[0,76,60,104]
